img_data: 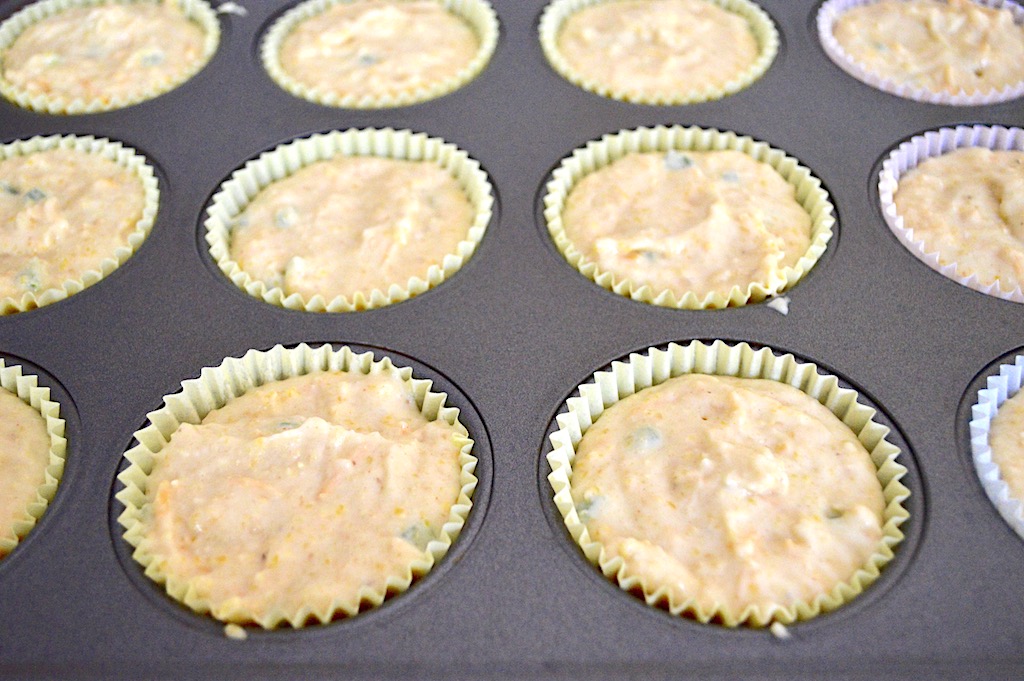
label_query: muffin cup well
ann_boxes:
[261,0,499,109]
[205,127,493,313]
[542,125,835,309]
[0,0,220,114]
[878,124,1024,303]
[817,0,1024,106]
[0,358,67,558]
[0,134,159,315]
[115,343,478,628]
[539,0,778,105]
[970,354,1024,539]
[546,339,910,626]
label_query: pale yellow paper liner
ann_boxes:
[817,0,1024,106]
[261,0,499,109]
[546,340,910,627]
[115,343,478,628]
[204,127,493,313]
[539,0,779,105]
[542,125,835,309]
[0,359,68,558]
[0,0,220,115]
[0,134,159,315]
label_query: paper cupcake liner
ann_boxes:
[878,124,1024,302]
[970,355,1024,539]
[0,359,68,558]
[115,343,478,628]
[542,125,835,309]
[0,0,220,114]
[260,0,499,109]
[817,0,1024,106]
[546,340,910,627]
[0,134,159,315]
[204,127,493,313]
[539,0,778,105]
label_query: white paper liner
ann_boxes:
[0,0,220,114]
[546,340,910,626]
[204,128,493,313]
[878,124,1024,302]
[0,134,160,315]
[539,0,779,105]
[261,0,499,109]
[0,359,68,558]
[115,343,478,628]
[817,0,1024,105]
[542,125,835,309]
[970,355,1024,539]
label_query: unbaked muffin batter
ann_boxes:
[893,147,1024,293]
[278,0,479,100]
[141,371,464,622]
[989,387,1024,505]
[561,150,811,300]
[0,148,145,302]
[0,385,50,556]
[230,156,474,302]
[833,0,1024,95]
[556,0,759,98]
[1,1,207,105]
[571,374,885,618]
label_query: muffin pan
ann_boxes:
[0,1,1022,678]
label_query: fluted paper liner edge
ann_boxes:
[115,343,478,628]
[0,359,68,557]
[0,134,159,315]
[542,125,835,309]
[539,0,778,105]
[0,0,220,114]
[878,124,1024,303]
[817,0,1024,106]
[261,0,499,109]
[970,355,1024,540]
[546,340,909,627]
[204,127,494,313]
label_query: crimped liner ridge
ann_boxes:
[879,124,1024,303]
[546,340,909,627]
[0,134,159,315]
[0,359,68,557]
[539,0,778,105]
[0,0,220,114]
[115,343,478,628]
[817,0,1024,106]
[260,0,499,109]
[204,127,493,313]
[542,125,835,309]
[970,355,1024,539]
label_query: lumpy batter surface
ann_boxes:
[230,155,474,302]
[2,1,207,104]
[571,374,885,617]
[833,0,1024,95]
[0,385,49,555]
[279,0,479,100]
[142,371,464,622]
[0,148,145,302]
[561,150,811,300]
[556,0,759,98]
[893,147,1024,293]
